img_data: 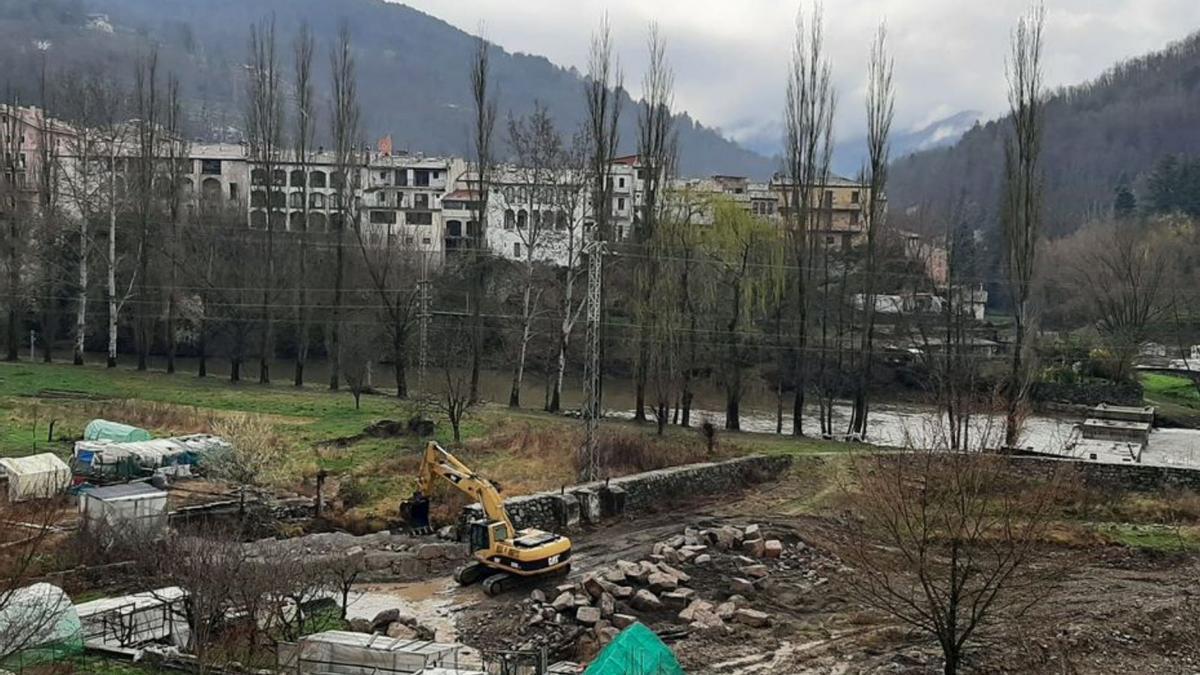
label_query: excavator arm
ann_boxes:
[415,441,515,534]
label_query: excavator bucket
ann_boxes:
[401,492,433,534]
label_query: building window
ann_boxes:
[376,192,386,205]
[414,169,430,187]
[556,212,567,230]
[618,177,626,189]
[405,236,415,245]
[291,170,306,187]
[504,209,515,230]
[379,170,388,181]
[824,190,834,206]
[369,210,397,225]
[272,170,287,186]
[407,211,433,226]
[310,193,325,209]
[446,220,462,237]
[414,193,430,209]
[229,183,239,201]
[851,190,860,204]
[514,243,522,257]
[289,192,304,209]
[617,197,626,212]
[617,225,625,240]
[636,168,645,181]
[422,237,431,245]
[517,210,527,229]
[251,169,267,186]
[251,190,267,208]
[395,169,407,186]
[201,159,222,175]
[310,171,327,188]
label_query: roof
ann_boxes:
[82,482,167,502]
[0,453,69,477]
[300,631,461,657]
[74,587,186,618]
[443,189,481,201]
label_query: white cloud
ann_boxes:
[396,0,1200,154]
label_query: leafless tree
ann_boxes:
[505,102,563,407]
[848,22,894,438]
[782,1,836,436]
[632,22,677,424]
[1071,222,1168,381]
[292,21,316,387]
[1001,3,1046,448]
[163,75,188,374]
[547,130,590,414]
[132,50,163,372]
[340,314,377,409]
[1,93,29,362]
[0,497,68,662]
[585,15,623,245]
[437,319,476,443]
[468,29,498,404]
[247,17,284,385]
[98,82,133,369]
[33,57,67,366]
[845,449,1064,675]
[328,22,361,391]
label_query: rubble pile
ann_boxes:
[349,608,438,641]
[514,522,790,653]
[243,530,464,579]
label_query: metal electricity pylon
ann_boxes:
[582,240,606,482]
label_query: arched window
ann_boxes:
[269,191,285,208]
[290,170,306,187]
[309,193,326,210]
[250,190,267,208]
[251,168,267,186]
[503,186,515,203]
[201,178,221,203]
[289,192,304,209]
[446,220,463,238]
[272,170,287,186]
[556,212,567,230]
[310,171,327,188]
[517,210,527,229]
[331,171,346,189]
[504,209,515,230]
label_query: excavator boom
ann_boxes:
[415,442,514,534]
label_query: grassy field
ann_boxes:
[0,361,858,519]
[1142,372,1200,416]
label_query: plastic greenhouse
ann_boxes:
[0,583,83,668]
[584,623,684,675]
[0,453,71,501]
[83,419,152,443]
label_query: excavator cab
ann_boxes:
[467,520,509,553]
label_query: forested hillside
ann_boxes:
[890,31,1200,235]
[0,0,774,178]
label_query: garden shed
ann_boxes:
[83,419,152,443]
[0,453,71,501]
[78,482,168,538]
[277,631,479,674]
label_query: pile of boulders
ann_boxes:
[244,530,464,579]
[518,522,785,650]
[348,608,438,641]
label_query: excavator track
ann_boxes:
[454,561,489,586]
[481,571,519,596]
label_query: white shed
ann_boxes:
[0,453,71,501]
[78,482,169,537]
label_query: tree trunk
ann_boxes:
[329,224,344,391]
[230,356,241,383]
[106,176,118,369]
[74,214,88,365]
[392,328,407,398]
[197,319,207,377]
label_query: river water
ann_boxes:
[36,351,1200,469]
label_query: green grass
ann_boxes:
[0,361,874,517]
[1142,372,1200,406]
[1093,522,1200,552]
[59,657,158,674]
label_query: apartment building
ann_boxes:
[362,154,467,258]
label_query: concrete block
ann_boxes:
[599,484,627,517]
[764,540,784,558]
[576,606,601,625]
[552,492,581,528]
[571,488,601,524]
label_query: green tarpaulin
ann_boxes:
[585,623,684,675]
[83,419,152,443]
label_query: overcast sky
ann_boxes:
[397,1,1200,153]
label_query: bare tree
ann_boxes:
[292,21,316,387]
[468,30,498,404]
[247,17,284,385]
[1071,222,1167,381]
[340,314,377,409]
[1001,3,1046,448]
[848,22,894,439]
[632,22,677,424]
[163,75,188,374]
[437,319,476,443]
[782,2,835,436]
[328,22,361,391]
[845,449,1063,675]
[1,94,29,362]
[0,497,68,662]
[505,102,563,407]
[547,130,590,413]
[132,50,162,372]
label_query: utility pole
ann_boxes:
[582,240,605,482]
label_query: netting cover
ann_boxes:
[83,419,152,443]
[584,623,684,675]
[0,583,83,668]
[0,453,71,501]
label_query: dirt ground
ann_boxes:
[440,474,1200,674]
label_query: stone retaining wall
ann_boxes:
[460,454,793,533]
[1003,454,1200,493]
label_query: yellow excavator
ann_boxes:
[406,441,572,595]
